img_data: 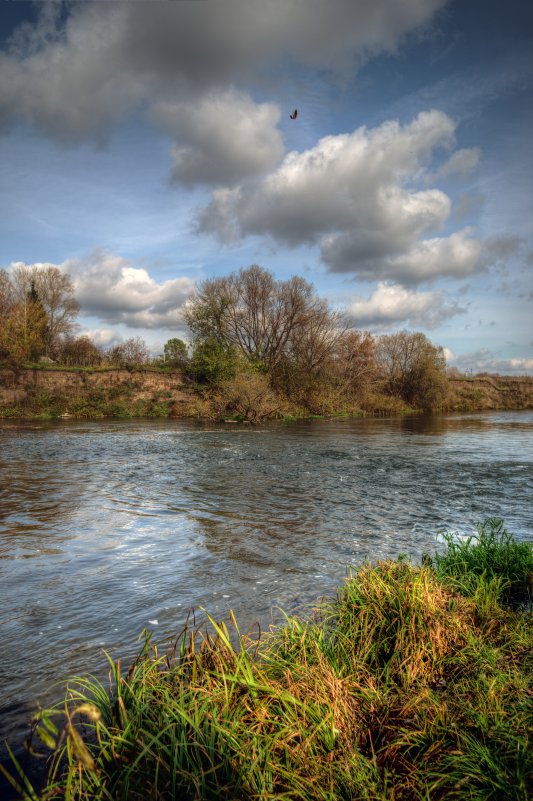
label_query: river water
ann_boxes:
[1,411,532,769]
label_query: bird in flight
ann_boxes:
[290,109,298,120]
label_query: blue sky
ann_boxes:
[1,0,532,372]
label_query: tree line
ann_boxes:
[182,265,448,415]
[0,263,449,414]
[0,264,152,369]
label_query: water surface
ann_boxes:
[1,411,532,761]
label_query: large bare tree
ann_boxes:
[376,331,448,410]
[185,265,343,375]
[0,275,48,361]
[10,264,79,356]
[0,268,14,319]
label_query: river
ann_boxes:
[1,411,532,779]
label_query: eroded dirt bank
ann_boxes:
[0,367,195,418]
[1,367,532,419]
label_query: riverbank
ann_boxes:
[0,365,197,419]
[1,365,533,420]
[3,520,531,800]
[446,374,533,411]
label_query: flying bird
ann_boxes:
[290,109,298,120]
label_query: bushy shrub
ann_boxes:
[212,371,282,422]
[187,337,238,385]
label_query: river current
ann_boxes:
[1,411,532,767]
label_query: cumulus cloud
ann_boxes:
[448,348,533,375]
[64,252,195,329]
[435,147,481,178]
[442,346,455,364]
[348,282,466,329]
[0,0,446,143]
[382,228,484,284]
[198,110,486,283]
[239,110,455,241]
[153,90,283,187]
[4,254,194,330]
[81,329,122,348]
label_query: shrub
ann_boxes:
[187,337,238,385]
[212,371,282,422]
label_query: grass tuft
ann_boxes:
[429,518,533,607]
[3,521,532,800]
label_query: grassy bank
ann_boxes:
[0,366,413,422]
[3,519,532,800]
[0,365,197,420]
[2,365,533,421]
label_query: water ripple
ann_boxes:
[0,411,532,753]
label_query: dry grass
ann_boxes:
[2,524,532,800]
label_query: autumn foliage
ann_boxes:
[1,263,452,419]
[184,265,449,417]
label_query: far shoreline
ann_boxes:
[1,365,533,422]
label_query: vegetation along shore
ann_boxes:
[1,263,532,421]
[2,518,532,800]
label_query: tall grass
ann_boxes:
[2,521,531,800]
[430,518,533,606]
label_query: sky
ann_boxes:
[0,0,532,373]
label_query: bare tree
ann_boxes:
[58,335,103,367]
[376,331,448,410]
[106,337,151,368]
[10,264,79,355]
[185,265,342,375]
[288,295,344,376]
[0,269,14,319]
[332,330,377,398]
[35,266,79,354]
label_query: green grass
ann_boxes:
[428,518,533,606]
[2,521,531,800]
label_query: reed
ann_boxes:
[2,521,531,800]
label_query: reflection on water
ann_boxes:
[0,411,532,769]
[398,412,533,436]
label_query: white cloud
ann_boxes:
[442,346,455,364]
[448,348,533,375]
[435,147,481,177]
[378,231,522,286]
[197,111,454,245]
[348,282,466,328]
[384,228,484,284]
[0,1,447,143]
[504,358,533,372]
[82,329,121,348]
[7,253,195,331]
[199,110,486,283]
[153,90,283,187]
[235,110,455,244]
[66,252,195,329]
